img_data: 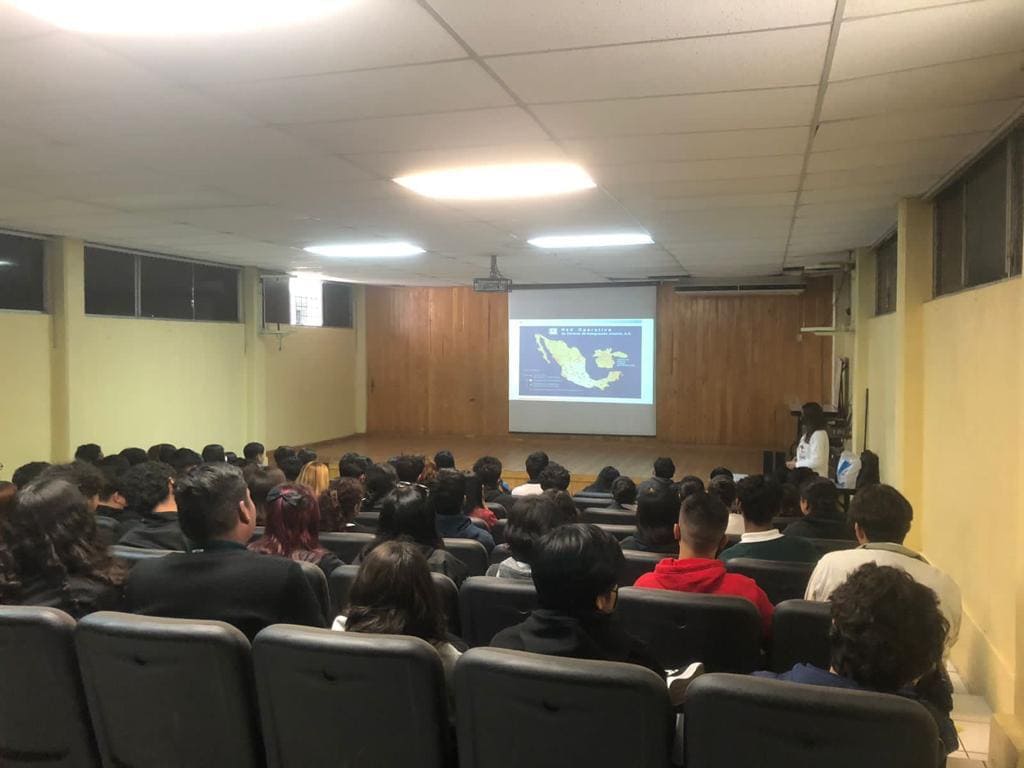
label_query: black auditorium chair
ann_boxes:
[75,612,262,768]
[353,511,379,529]
[724,558,816,605]
[319,531,374,564]
[490,494,518,517]
[490,518,507,544]
[808,538,858,557]
[684,673,940,768]
[582,508,637,526]
[455,648,672,768]
[328,564,460,634]
[294,559,331,625]
[458,577,538,647]
[108,545,177,566]
[485,502,508,521]
[594,523,636,541]
[617,588,761,672]
[0,606,100,768]
[489,543,511,565]
[619,550,664,587]
[771,516,796,532]
[572,494,615,511]
[95,516,120,547]
[254,628,450,768]
[769,599,832,673]
[443,538,489,576]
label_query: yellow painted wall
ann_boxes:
[863,312,899,485]
[0,312,53,477]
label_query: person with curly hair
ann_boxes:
[318,477,370,533]
[757,562,957,759]
[0,478,124,618]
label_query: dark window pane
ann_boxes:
[934,183,964,296]
[964,142,1008,288]
[0,233,45,311]
[84,247,135,316]
[140,257,192,319]
[194,264,238,322]
[1009,126,1022,277]
[875,235,897,315]
[322,281,353,328]
[262,275,290,325]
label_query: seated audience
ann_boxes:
[0,478,124,618]
[708,473,744,537]
[147,443,176,463]
[634,491,774,636]
[201,444,226,463]
[362,463,397,515]
[434,450,456,470]
[318,477,371,533]
[95,455,131,534]
[487,495,574,580]
[492,524,661,676]
[368,486,468,585]
[787,466,818,489]
[512,451,548,496]
[472,455,505,501]
[169,447,202,476]
[243,441,266,466]
[778,481,803,517]
[38,462,105,513]
[543,489,578,522]
[124,463,324,639]
[279,454,304,482]
[653,457,676,487]
[462,474,498,529]
[608,476,638,511]
[758,563,958,757]
[679,475,705,499]
[119,447,148,466]
[720,476,818,563]
[419,457,439,485]
[784,477,855,540]
[0,481,15,517]
[581,465,620,495]
[620,480,679,554]
[538,462,571,492]
[431,470,494,551]
[74,443,103,464]
[390,454,426,483]
[297,448,318,466]
[338,452,368,479]
[245,466,286,526]
[296,460,331,496]
[273,445,296,467]
[117,461,190,551]
[805,484,961,645]
[710,466,733,481]
[335,540,462,684]
[12,461,50,489]
[247,484,343,577]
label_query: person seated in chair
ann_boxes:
[620,480,679,555]
[581,466,620,495]
[247,483,343,577]
[651,457,675,489]
[720,476,818,563]
[431,469,494,552]
[124,463,324,640]
[608,476,638,512]
[116,461,190,551]
[784,478,855,541]
[708,473,744,537]
[362,463,397,515]
[318,477,372,533]
[538,462,571,493]
[511,451,548,497]
[486,495,574,580]
[472,456,506,502]
[757,562,958,759]
[634,490,773,637]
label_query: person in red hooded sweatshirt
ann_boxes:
[633,489,774,637]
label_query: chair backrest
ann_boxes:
[490,518,507,544]
[458,576,538,647]
[443,538,489,576]
[0,606,99,767]
[724,558,816,605]
[489,542,511,565]
[772,516,796,532]
[328,565,460,635]
[581,508,636,526]
[75,612,262,768]
[808,538,859,557]
[619,550,664,587]
[354,511,379,529]
[254,627,449,768]
[594,523,636,541]
[455,648,671,768]
[108,545,178,566]
[617,587,762,672]
[318,531,375,563]
[572,494,614,511]
[294,559,330,624]
[770,599,832,673]
[95,516,120,547]
[684,673,940,768]
[485,502,508,520]
[490,494,519,517]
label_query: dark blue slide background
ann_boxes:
[518,323,643,399]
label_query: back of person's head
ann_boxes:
[296,461,331,496]
[252,483,323,558]
[462,474,486,516]
[736,475,782,526]
[611,476,637,506]
[246,466,286,523]
[679,475,705,501]
[635,480,678,534]
[319,477,364,531]
[653,457,675,480]
[148,443,176,463]
[787,466,818,488]
[538,462,570,491]
[338,452,368,478]
[505,494,573,564]
[119,447,148,466]
[779,482,801,517]
[201,444,226,463]
[430,469,466,516]
[273,445,296,467]
[524,451,549,482]
[12,461,50,489]
[38,462,105,507]
[801,401,827,437]
[364,463,397,503]
[169,448,202,475]
[74,443,103,464]
[0,482,15,519]
[829,563,947,692]
[708,474,737,509]
[346,540,446,644]
[542,489,577,522]
[678,490,728,555]
[175,463,249,545]
[119,461,174,515]
[591,466,620,492]
[433,450,455,470]
[279,455,304,482]
[709,466,733,481]
[389,454,425,483]
[243,442,265,462]
[801,477,840,519]
[856,450,881,489]
[296,448,318,466]
[849,484,912,544]
[96,455,130,502]
[472,456,502,488]
[376,486,439,548]
[532,524,623,616]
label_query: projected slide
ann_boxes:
[509,319,655,404]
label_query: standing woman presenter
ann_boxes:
[788,402,830,478]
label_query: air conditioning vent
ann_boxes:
[673,275,806,296]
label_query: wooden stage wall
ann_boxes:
[365,280,832,449]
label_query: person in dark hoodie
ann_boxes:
[117,462,190,551]
[620,479,678,555]
[491,523,662,678]
[783,477,855,540]
[634,490,773,637]
[430,469,494,552]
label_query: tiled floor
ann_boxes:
[947,664,992,766]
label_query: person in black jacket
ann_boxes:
[124,463,325,640]
[783,477,856,541]
[117,461,190,550]
[620,480,678,555]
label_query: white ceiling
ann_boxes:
[0,0,1021,285]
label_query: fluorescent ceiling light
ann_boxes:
[8,0,350,36]
[0,260,14,268]
[303,241,424,259]
[528,233,654,249]
[393,162,596,201]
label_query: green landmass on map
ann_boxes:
[534,335,627,391]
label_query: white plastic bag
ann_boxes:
[836,451,861,489]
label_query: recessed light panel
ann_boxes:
[394,162,596,201]
[303,242,424,258]
[528,233,654,249]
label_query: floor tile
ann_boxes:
[953,694,993,723]
[946,758,986,767]
[955,719,990,757]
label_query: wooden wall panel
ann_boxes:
[366,280,832,448]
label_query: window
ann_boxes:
[140,257,193,319]
[84,247,135,316]
[934,184,964,295]
[194,264,238,322]
[322,281,354,328]
[874,234,897,315]
[964,143,1008,287]
[289,278,323,327]
[0,232,45,311]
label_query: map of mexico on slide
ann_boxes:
[519,323,643,399]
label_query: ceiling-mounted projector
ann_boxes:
[474,255,512,293]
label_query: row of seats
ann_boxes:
[0,605,941,768]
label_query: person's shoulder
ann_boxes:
[489,622,526,649]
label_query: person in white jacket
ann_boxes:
[787,401,830,478]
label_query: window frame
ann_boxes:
[0,231,47,313]
[874,233,897,316]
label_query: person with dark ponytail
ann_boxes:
[788,401,830,477]
[0,478,124,618]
